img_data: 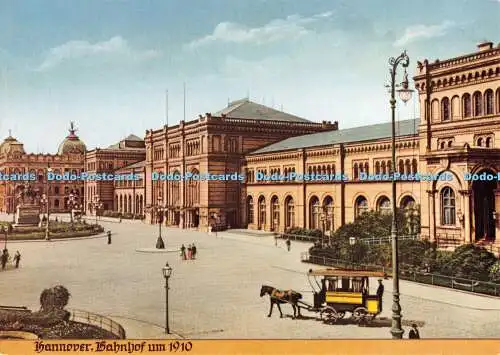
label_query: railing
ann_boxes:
[69,309,126,339]
[302,253,500,297]
[278,233,319,243]
[359,234,419,245]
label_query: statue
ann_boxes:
[15,183,39,205]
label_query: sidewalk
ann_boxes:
[106,316,183,339]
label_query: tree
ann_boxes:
[40,285,71,312]
[488,261,500,283]
[447,245,497,281]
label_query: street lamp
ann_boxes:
[156,196,166,249]
[162,262,173,334]
[388,50,413,339]
[40,193,50,240]
[320,212,326,247]
[44,166,52,240]
[1,225,7,250]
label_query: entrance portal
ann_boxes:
[473,170,496,241]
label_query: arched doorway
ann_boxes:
[473,169,496,241]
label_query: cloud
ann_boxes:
[36,36,160,71]
[393,21,454,46]
[186,11,333,49]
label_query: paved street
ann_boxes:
[2,215,500,339]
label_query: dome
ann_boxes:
[57,122,86,155]
[0,132,25,155]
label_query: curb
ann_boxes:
[6,232,108,244]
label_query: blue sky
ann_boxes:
[0,0,499,153]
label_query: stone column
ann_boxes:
[494,189,500,241]
[459,190,472,243]
[427,189,437,242]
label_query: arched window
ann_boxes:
[364,162,369,174]
[271,196,279,231]
[441,187,456,225]
[355,196,368,218]
[54,199,60,208]
[377,196,391,215]
[441,97,450,121]
[411,159,418,174]
[381,161,386,174]
[398,160,404,174]
[323,196,334,233]
[353,163,359,180]
[258,196,266,229]
[473,91,482,116]
[309,196,320,229]
[486,137,492,148]
[285,196,295,229]
[477,138,483,147]
[496,88,500,114]
[375,161,380,174]
[405,159,411,174]
[246,196,254,225]
[400,196,416,210]
[485,89,494,115]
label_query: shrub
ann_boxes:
[489,261,500,283]
[447,244,497,281]
[40,285,71,312]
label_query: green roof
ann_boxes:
[250,118,419,154]
[215,98,311,123]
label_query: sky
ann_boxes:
[0,0,499,153]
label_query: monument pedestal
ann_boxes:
[14,205,41,227]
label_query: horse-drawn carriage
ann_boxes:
[261,268,389,324]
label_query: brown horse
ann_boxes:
[260,285,303,319]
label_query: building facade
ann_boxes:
[114,160,146,216]
[144,99,337,231]
[0,123,86,214]
[84,135,145,215]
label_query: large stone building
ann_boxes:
[144,99,337,230]
[0,123,86,213]
[142,41,499,251]
[84,134,145,215]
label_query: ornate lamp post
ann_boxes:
[162,262,173,334]
[67,189,79,225]
[320,212,326,247]
[40,193,50,240]
[156,195,166,249]
[1,225,7,250]
[388,50,413,339]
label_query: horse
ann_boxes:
[260,285,303,319]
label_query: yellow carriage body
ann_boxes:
[308,268,388,316]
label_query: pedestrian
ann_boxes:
[408,323,420,339]
[107,230,112,244]
[187,244,192,260]
[13,251,21,268]
[274,233,278,247]
[286,238,291,251]
[180,244,186,260]
[376,279,384,312]
[1,249,8,270]
[119,216,122,223]
[191,243,197,259]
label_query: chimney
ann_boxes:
[477,41,493,52]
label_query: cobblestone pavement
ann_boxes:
[2,215,500,339]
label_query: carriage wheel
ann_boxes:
[320,306,338,324]
[352,307,368,323]
[336,311,345,319]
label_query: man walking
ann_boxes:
[286,238,291,252]
[180,244,186,260]
[376,279,384,312]
[191,243,197,259]
[409,323,420,339]
[1,249,9,270]
[107,230,112,244]
[13,251,21,268]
